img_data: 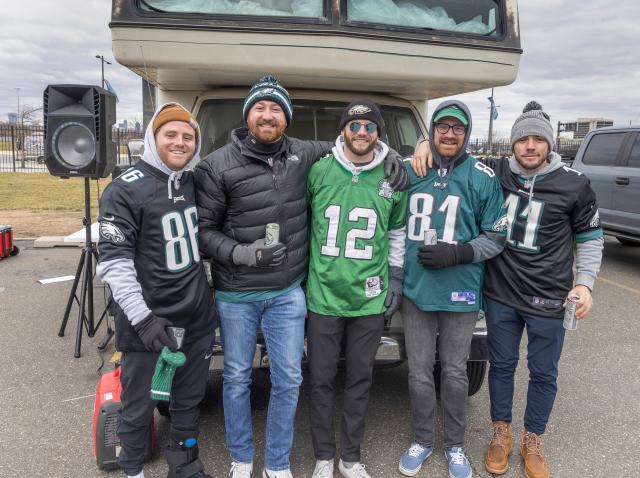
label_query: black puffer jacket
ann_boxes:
[194,127,332,291]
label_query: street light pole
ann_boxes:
[95,55,112,88]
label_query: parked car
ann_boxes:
[23,132,45,163]
[571,126,640,246]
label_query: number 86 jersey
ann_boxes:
[98,160,215,343]
[403,156,506,312]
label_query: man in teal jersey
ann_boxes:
[397,100,507,478]
[306,100,408,478]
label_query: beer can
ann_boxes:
[166,327,186,350]
[265,223,280,246]
[563,294,579,330]
[424,229,438,245]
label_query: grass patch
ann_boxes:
[0,173,110,212]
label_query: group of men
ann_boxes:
[97,75,603,478]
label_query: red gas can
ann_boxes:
[93,367,155,469]
[0,225,16,258]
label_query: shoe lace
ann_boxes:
[522,432,544,458]
[230,462,252,478]
[447,449,466,466]
[491,423,510,447]
[408,443,426,457]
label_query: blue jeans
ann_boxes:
[485,297,566,435]
[216,286,306,470]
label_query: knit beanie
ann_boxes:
[339,100,384,134]
[510,101,554,151]
[153,104,199,140]
[243,75,293,125]
[150,346,186,402]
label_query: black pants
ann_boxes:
[307,312,385,462]
[118,331,215,475]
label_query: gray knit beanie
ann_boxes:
[510,101,554,151]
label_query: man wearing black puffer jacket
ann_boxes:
[194,75,409,478]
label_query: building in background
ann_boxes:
[559,117,614,140]
[8,113,17,124]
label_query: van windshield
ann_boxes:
[141,0,324,17]
[196,99,422,158]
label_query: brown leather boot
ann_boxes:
[484,420,512,474]
[520,430,549,478]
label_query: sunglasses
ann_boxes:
[348,122,377,134]
[434,122,467,135]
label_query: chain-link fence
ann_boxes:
[0,124,142,173]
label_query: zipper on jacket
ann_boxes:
[268,157,279,190]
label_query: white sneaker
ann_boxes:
[230,461,253,478]
[338,459,371,478]
[262,468,293,478]
[312,459,334,478]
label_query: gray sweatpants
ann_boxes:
[402,298,477,448]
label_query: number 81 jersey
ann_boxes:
[403,156,506,312]
[98,160,214,333]
[306,156,408,317]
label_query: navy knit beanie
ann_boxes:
[243,75,293,125]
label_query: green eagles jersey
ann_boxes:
[306,155,408,317]
[404,155,506,312]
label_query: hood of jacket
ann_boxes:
[331,134,389,178]
[429,99,473,169]
[141,102,202,198]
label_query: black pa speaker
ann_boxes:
[43,84,116,178]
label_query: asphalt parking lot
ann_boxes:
[0,237,638,477]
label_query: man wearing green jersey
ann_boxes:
[398,101,507,478]
[306,100,408,478]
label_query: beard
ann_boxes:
[250,119,285,143]
[344,134,376,157]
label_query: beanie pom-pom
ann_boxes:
[523,101,543,113]
[523,101,550,120]
[259,74,278,84]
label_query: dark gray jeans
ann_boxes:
[402,298,477,448]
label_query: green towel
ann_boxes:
[150,346,186,402]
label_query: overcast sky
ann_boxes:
[1,1,639,139]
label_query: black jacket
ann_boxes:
[194,128,332,291]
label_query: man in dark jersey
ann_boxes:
[481,102,603,478]
[410,102,603,478]
[97,103,217,478]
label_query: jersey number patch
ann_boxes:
[504,193,544,252]
[407,193,460,244]
[321,205,378,260]
[162,206,200,272]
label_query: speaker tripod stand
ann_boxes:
[58,177,112,358]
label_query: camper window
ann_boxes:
[142,0,324,17]
[345,0,499,36]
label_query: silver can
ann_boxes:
[563,294,579,330]
[424,229,438,245]
[265,223,280,246]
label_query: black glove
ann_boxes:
[133,313,178,353]
[384,266,404,318]
[417,242,474,269]
[232,238,287,268]
[383,154,409,191]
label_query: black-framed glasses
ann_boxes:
[434,122,467,135]
[348,121,377,134]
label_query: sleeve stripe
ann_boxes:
[575,228,604,243]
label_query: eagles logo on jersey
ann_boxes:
[100,221,125,243]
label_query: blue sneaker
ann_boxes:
[444,447,472,478]
[398,443,433,476]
